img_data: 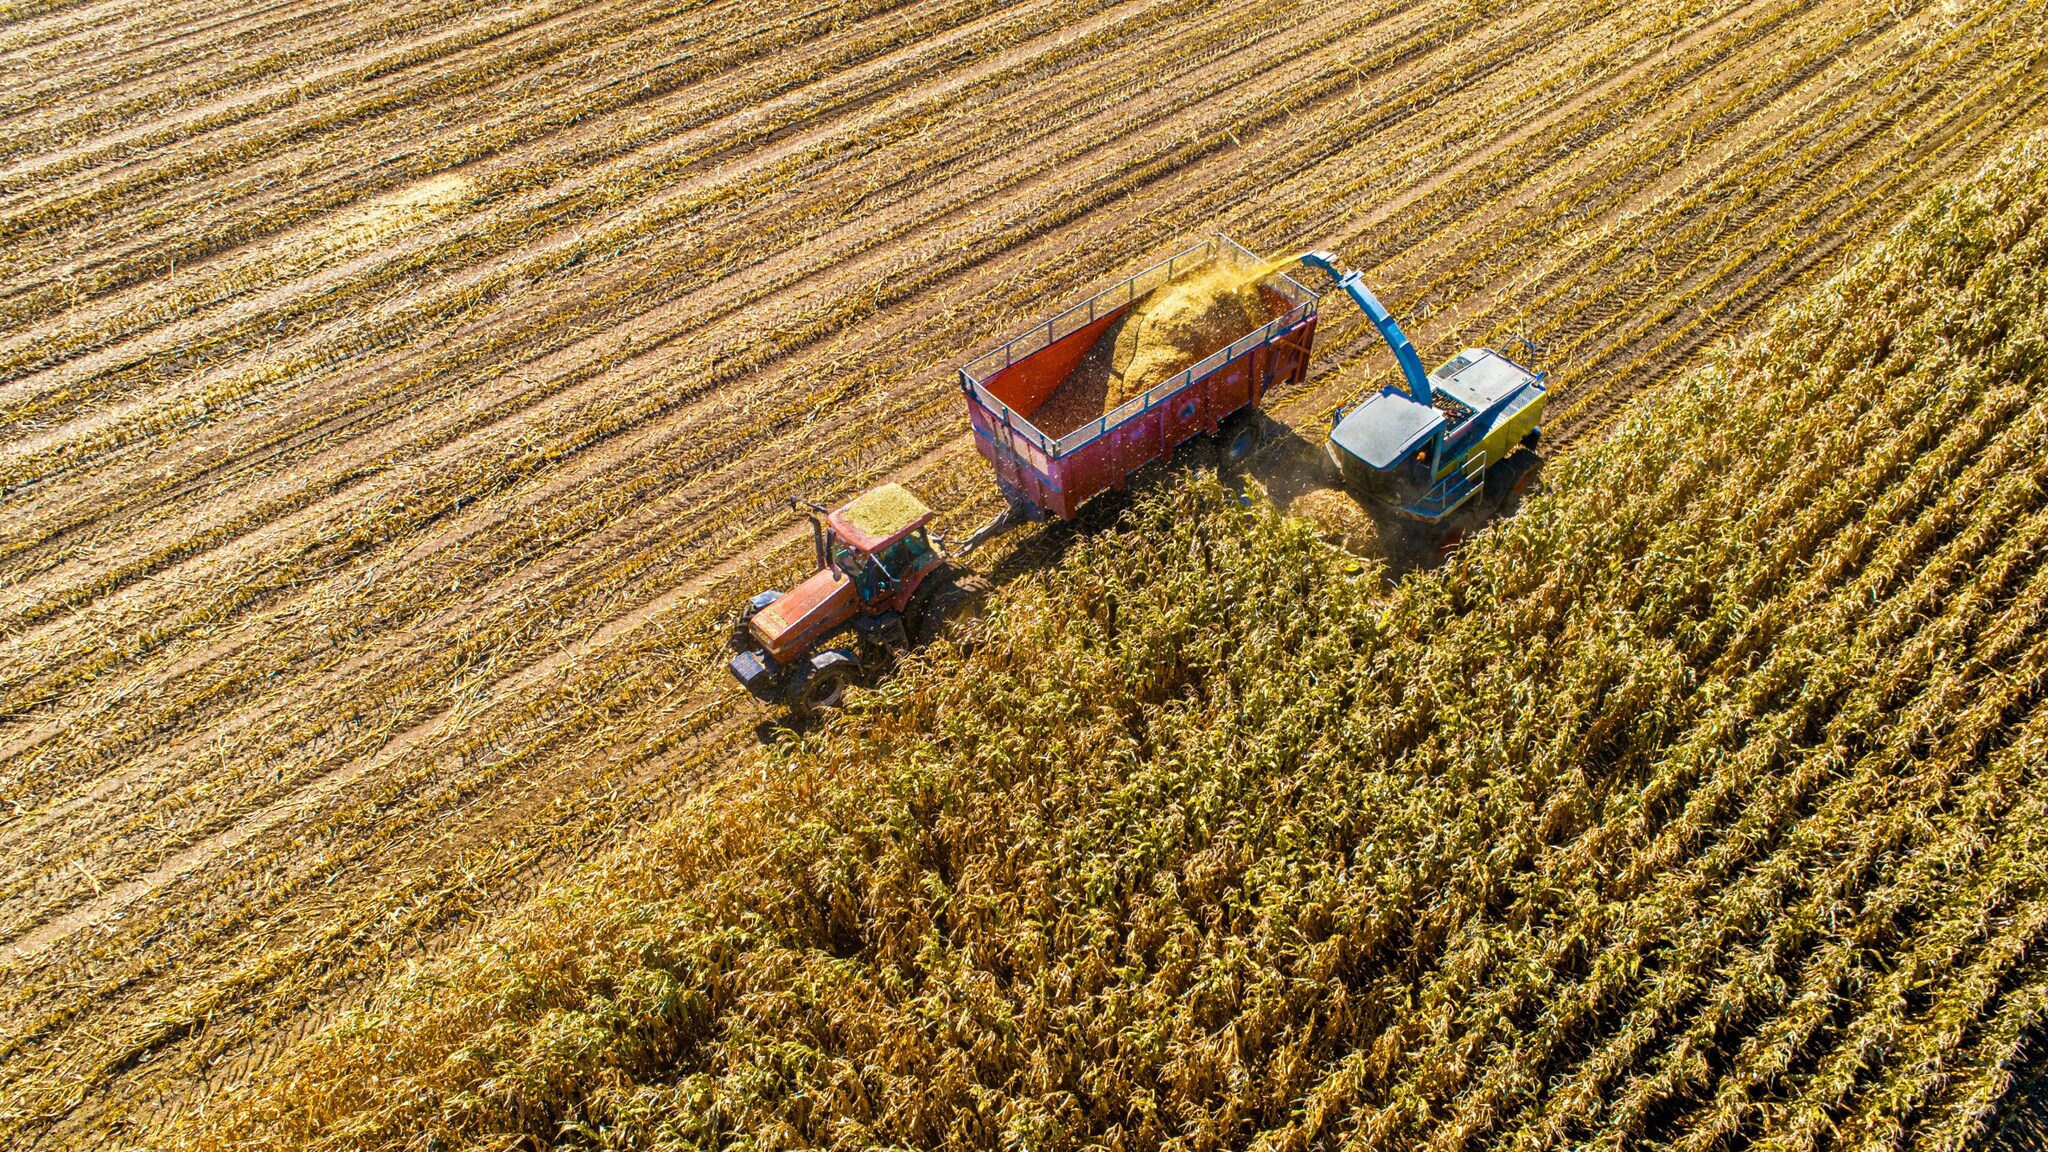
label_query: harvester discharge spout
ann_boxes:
[1293,250,1433,405]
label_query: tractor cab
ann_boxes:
[1326,347,1546,523]
[820,486,942,607]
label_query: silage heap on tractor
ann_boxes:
[730,238,1548,717]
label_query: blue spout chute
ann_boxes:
[1294,250,1432,405]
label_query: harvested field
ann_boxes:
[1,0,2046,1144]
[182,135,2048,1150]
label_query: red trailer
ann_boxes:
[959,235,1319,520]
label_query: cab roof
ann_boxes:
[1331,387,1445,470]
[829,483,933,552]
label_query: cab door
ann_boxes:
[1405,433,1444,495]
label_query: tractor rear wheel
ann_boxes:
[786,653,857,719]
[912,574,992,647]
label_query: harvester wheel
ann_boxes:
[1486,448,1543,503]
[787,652,857,718]
[1219,414,1261,469]
[913,574,991,647]
[1511,457,1542,498]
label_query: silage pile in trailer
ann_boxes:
[1032,261,1272,437]
[197,136,2048,1152]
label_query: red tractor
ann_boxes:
[728,483,989,716]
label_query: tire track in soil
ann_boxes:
[0,0,1318,783]
[0,0,1982,906]
[0,0,1018,400]
[0,0,453,141]
[0,0,1024,315]
[0,0,1409,1012]
[0,0,1179,444]
[0,0,1597,1115]
[1272,0,2034,442]
[0,0,1974,963]
[0,0,1195,518]
[0,0,1406,770]
[0,0,1540,684]
[0,0,617,231]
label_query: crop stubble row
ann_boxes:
[0,0,2015,992]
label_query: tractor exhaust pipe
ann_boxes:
[789,496,831,567]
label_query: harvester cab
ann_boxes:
[1295,251,1547,524]
[728,483,988,717]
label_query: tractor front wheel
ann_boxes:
[786,653,857,718]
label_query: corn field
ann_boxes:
[171,134,2048,1151]
[3,0,2047,1143]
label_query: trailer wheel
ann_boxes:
[787,650,857,718]
[1219,415,1261,468]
